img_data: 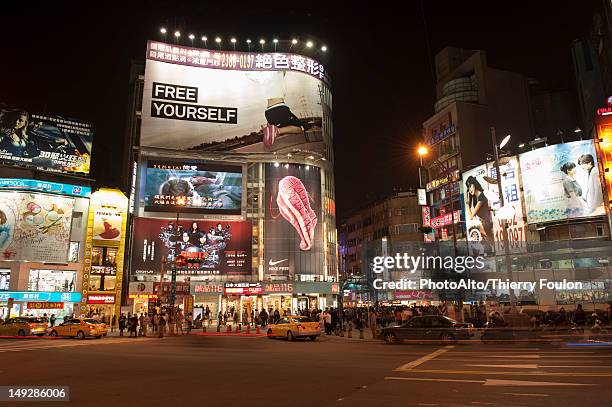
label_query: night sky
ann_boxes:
[0,1,598,219]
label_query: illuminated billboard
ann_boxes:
[143,160,242,214]
[131,218,252,276]
[462,156,526,255]
[141,41,330,155]
[0,107,92,175]
[264,163,323,276]
[519,140,605,223]
[0,192,74,263]
[595,115,612,206]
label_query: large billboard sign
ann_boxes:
[143,160,242,215]
[264,163,323,276]
[519,140,605,223]
[462,156,526,255]
[595,115,612,206]
[0,192,74,263]
[141,41,329,155]
[131,218,252,276]
[0,107,92,175]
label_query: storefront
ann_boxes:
[222,283,262,323]
[0,291,82,319]
[262,282,294,315]
[128,282,157,315]
[293,282,339,311]
[190,281,224,321]
[85,294,116,323]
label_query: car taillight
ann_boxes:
[297,325,303,330]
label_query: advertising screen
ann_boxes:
[144,161,242,214]
[141,41,330,156]
[0,192,74,263]
[0,270,9,291]
[264,163,323,277]
[131,218,252,276]
[462,156,526,255]
[0,107,92,175]
[519,140,605,223]
[595,116,612,205]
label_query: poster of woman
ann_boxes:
[519,140,605,223]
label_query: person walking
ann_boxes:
[111,314,116,333]
[158,314,166,338]
[50,314,56,328]
[142,313,150,337]
[119,314,126,336]
[368,307,378,339]
[138,313,145,336]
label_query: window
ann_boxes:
[68,242,79,263]
[28,270,77,292]
[71,212,83,229]
[0,269,9,291]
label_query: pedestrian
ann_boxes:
[324,310,332,335]
[158,314,166,338]
[142,313,150,337]
[119,314,126,336]
[176,310,184,335]
[574,304,586,326]
[368,307,378,339]
[139,313,145,336]
[50,314,56,327]
[111,314,116,333]
[130,314,139,337]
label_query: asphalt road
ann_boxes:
[1,334,611,407]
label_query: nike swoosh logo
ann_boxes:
[268,259,289,266]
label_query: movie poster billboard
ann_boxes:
[462,156,526,255]
[264,163,323,277]
[595,115,612,205]
[519,140,605,223]
[141,41,330,155]
[143,160,242,215]
[0,192,74,263]
[131,218,252,276]
[0,107,92,175]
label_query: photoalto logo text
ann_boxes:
[372,254,486,274]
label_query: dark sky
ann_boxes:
[0,1,598,219]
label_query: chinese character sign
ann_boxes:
[141,41,331,157]
[462,156,526,255]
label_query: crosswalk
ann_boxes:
[385,345,612,389]
[0,337,157,353]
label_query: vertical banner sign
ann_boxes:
[595,115,612,206]
[264,164,323,277]
[462,157,526,255]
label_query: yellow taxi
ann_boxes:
[0,316,48,336]
[49,318,108,339]
[267,316,321,341]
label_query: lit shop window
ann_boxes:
[0,269,10,291]
[90,247,118,292]
[28,269,77,292]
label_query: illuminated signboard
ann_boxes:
[595,115,612,205]
[128,294,158,300]
[430,210,461,228]
[224,282,262,295]
[417,188,427,205]
[190,282,224,294]
[0,291,81,302]
[263,283,293,294]
[27,302,64,309]
[426,170,459,192]
[0,179,91,198]
[427,124,456,146]
[394,291,433,300]
[86,294,116,304]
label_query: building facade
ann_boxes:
[338,191,422,305]
[123,40,338,322]
[0,106,95,320]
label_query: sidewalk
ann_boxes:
[320,326,379,342]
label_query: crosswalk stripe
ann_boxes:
[394,345,455,371]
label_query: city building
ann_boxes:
[122,39,338,321]
[0,106,94,320]
[337,191,422,305]
[420,47,534,245]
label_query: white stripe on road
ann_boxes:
[504,393,549,397]
[484,379,596,387]
[394,345,455,371]
[0,338,156,352]
[385,376,483,384]
[467,364,538,369]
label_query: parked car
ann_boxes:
[0,317,48,336]
[379,315,474,344]
[267,316,321,341]
[48,318,107,339]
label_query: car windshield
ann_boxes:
[292,317,313,323]
[83,319,101,324]
[24,317,46,323]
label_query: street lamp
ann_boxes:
[417,145,429,188]
[490,127,517,313]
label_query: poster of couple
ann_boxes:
[520,140,605,224]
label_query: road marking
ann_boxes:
[467,364,538,369]
[504,393,549,397]
[0,338,156,353]
[484,379,596,386]
[385,377,483,384]
[394,345,455,371]
[408,369,612,377]
[433,358,605,363]
[486,355,540,359]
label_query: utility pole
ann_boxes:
[490,126,517,313]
